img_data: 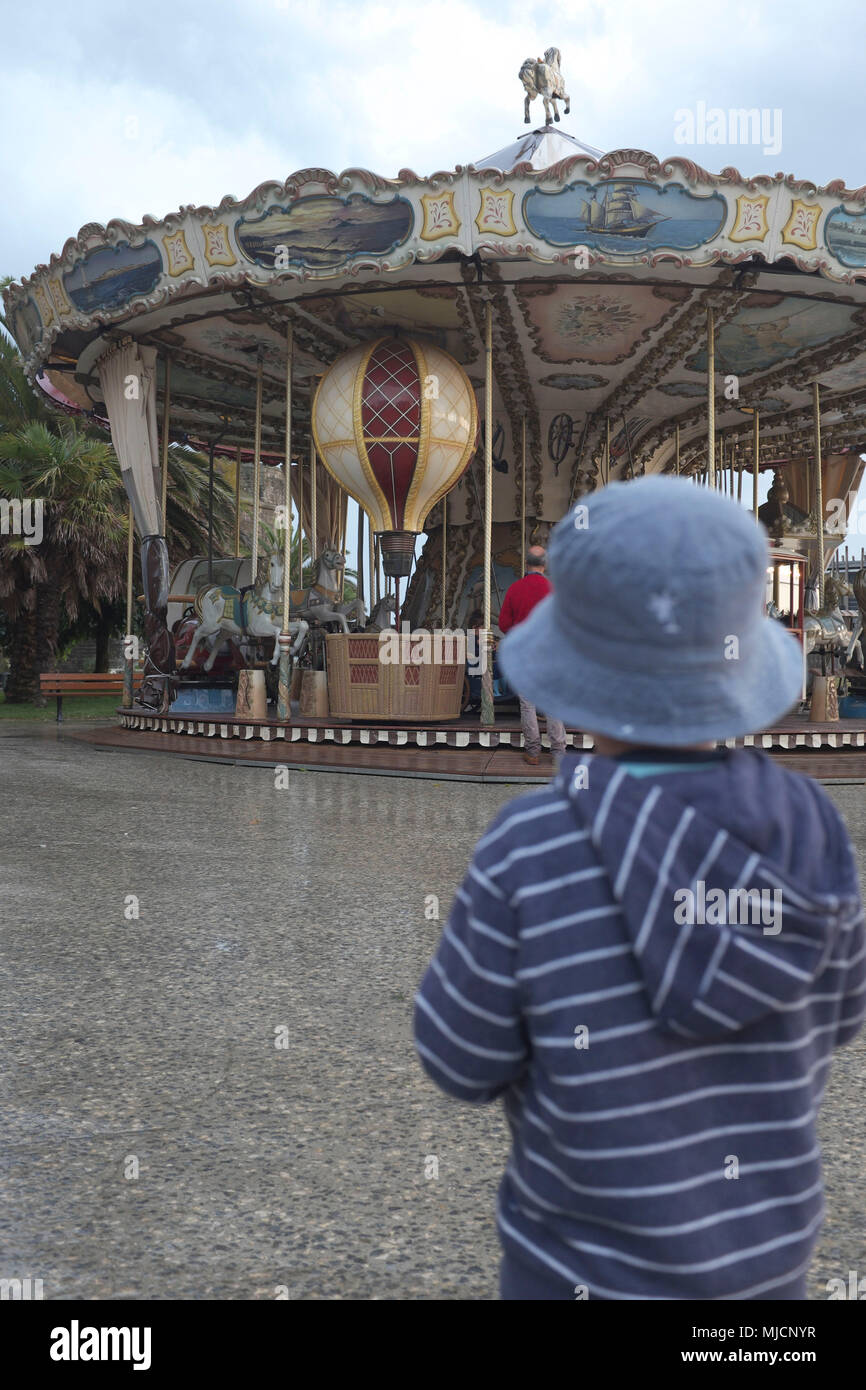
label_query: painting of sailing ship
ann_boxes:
[825,207,866,268]
[63,241,163,314]
[524,180,726,253]
[237,194,414,269]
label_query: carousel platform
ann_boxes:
[70,708,866,783]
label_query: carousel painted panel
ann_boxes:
[825,206,866,269]
[522,179,727,258]
[61,240,164,314]
[235,192,415,271]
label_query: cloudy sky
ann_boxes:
[4,0,866,279]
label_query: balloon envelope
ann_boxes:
[312,336,478,535]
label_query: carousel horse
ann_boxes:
[803,573,855,659]
[519,48,570,125]
[842,568,866,669]
[365,594,397,631]
[181,550,309,672]
[290,546,366,632]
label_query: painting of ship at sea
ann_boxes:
[578,185,670,238]
[137,534,177,713]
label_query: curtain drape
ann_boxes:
[98,340,162,536]
[787,453,861,523]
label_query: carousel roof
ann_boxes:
[5,123,866,520]
[474,125,604,172]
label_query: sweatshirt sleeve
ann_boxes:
[835,904,866,1046]
[827,808,866,1047]
[414,832,528,1103]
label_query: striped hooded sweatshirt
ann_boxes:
[414,749,866,1300]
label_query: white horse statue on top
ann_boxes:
[180,550,309,672]
[519,48,570,125]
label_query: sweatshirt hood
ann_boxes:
[557,751,860,1039]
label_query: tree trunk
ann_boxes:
[94,609,111,672]
[33,579,62,706]
[4,607,39,703]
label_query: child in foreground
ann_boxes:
[414,477,865,1300]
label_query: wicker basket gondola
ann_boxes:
[325,633,465,721]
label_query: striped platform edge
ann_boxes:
[116,710,866,752]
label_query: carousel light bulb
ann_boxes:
[311,335,478,577]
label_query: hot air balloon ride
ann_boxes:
[311,335,478,604]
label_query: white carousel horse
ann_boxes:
[365,594,397,631]
[291,546,366,632]
[181,550,309,672]
[519,48,570,125]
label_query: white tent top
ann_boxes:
[474,125,604,172]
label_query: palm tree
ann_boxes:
[0,425,240,699]
[0,320,260,697]
[0,422,125,700]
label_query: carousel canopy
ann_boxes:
[5,117,866,528]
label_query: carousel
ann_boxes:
[7,49,866,779]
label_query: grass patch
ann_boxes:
[0,691,121,721]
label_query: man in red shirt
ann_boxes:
[498,546,567,765]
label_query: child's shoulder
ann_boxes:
[474,783,583,876]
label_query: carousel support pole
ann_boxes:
[278,324,294,721]
[737,448,743,502]
[707,307,716,488]
[338,491,347,602]
[252,352,264,581]
[809,383,835,722]
[160,354,171,525]
[123,503,135,708]
[675,424,680,476]
[207,437,215,582]
[368,512,375,616]
[374,533,381,605]
[481,300,495,726]
[753,411,760,519]
[357,504,365,608]
[441,496,447,630]
[520,415,526,574]
[207,417,231,584]
[606,416,611,486]
[814,382,825,609]
[234,444,242,558]
[309,432,318,576]
[298,442,304,589]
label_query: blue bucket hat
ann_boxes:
[498,476,804,747]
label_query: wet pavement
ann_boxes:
[0,721,863,1300]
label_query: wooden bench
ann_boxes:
[39,671,143,722]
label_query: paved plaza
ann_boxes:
[1,724,864,1300]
